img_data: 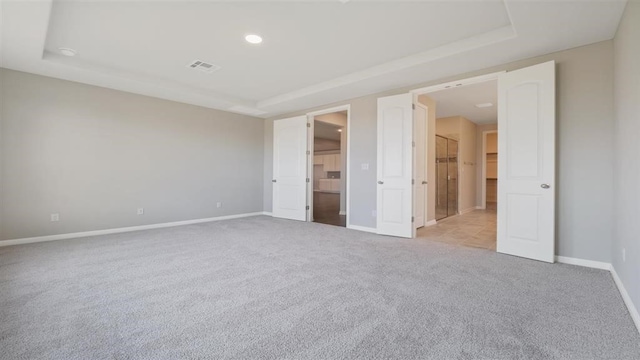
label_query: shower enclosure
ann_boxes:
[435,136,458,220]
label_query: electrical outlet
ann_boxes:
[216,202,222,208]
[623,248,626,262]
[50,213,60,222]
[137,208,144,215]
[361,163,369,170]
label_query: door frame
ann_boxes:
[413,101,429,229]
[306,104,351,227]
[408,71,503,239]
[481,129,498,210]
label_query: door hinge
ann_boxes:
[411,216,415,223]
[307,123,311,128]
[412,104,415,110]
[412,141,416,147]
[412,179,415,185]
[306,150,310,155]
[306,205,310,210]
[306,178,310,183]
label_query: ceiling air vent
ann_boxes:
[186,60,221,74]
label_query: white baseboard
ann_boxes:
[262,211,273,216]
[339,211,346,216]
[459,207,477,215]
[610,265,640,333]
[424,219,437,227]
[476,205,486,210]
[0,212,265,247]
[555,256,612,271]
[347,224,377,233]
[555,256,639,334]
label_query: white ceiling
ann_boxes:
[0,0,627,118]
[315,120,342,141]
[428,80,498,125]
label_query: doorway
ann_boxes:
[404,61,556,262]
[307,106,350,228]
[414,77,499,251]
[312,117,346,227]
[271,105,351,227]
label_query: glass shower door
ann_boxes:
[435,136,448,220]
[447,139,458,217]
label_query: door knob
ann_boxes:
[378,181,384,184]
[272,179,277,183]
[422,181,427,184]
[540,184,550,189]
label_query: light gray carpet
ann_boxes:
[1,216,639,360]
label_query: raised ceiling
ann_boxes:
[428,80,498,125]
[0,0,627,118]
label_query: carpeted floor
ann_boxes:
[1,216,639,359]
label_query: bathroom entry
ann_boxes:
[311,111,347,227]
[435,135,459,220]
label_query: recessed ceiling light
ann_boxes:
[337,129,342,132]
[245,34,263,44]
[475,103,494,108]
[58,48,77,57]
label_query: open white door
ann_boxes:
[497,61,556,263]
[272,116,308,221]
[414,102,428,228]
[377,94,413,238]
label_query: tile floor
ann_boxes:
[417,206,497,251]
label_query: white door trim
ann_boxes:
[481,130,498,210]
[306,104,351,227]
[307,119,315,222]
[410,71,504,95]
[413,101,429,229]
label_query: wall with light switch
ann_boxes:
[263,40,615,265]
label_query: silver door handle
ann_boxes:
[541,184,550,189]
[272,179,277,183]
[422,181,427,184]
[378,181,384,184]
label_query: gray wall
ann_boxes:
[264,40,615,263]
[0,69,264,241]
[613,1,640,322]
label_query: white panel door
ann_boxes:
[497,61,556,263]
[414,102,428,228]
[377,94,414,238]
[273,116,308,221]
